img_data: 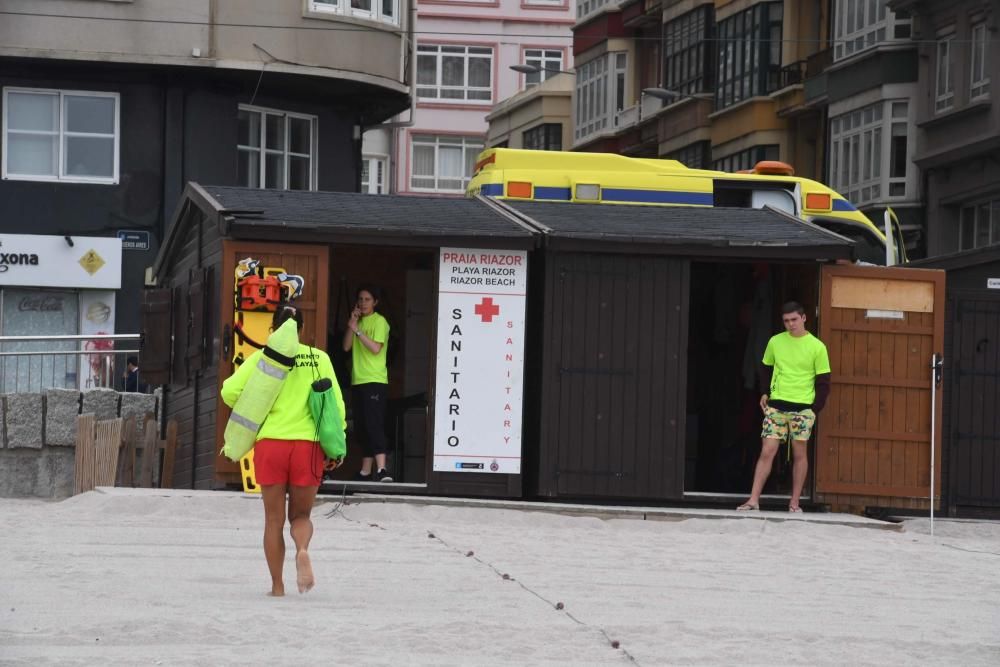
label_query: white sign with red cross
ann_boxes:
[433,248,528,474]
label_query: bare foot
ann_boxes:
[268,585,285,597]
[296,551,314,594]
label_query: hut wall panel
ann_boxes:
[949,296,1000,508]
[536,252,688,501]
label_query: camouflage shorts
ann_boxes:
[761,406,816,442]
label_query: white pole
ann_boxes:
[929,353,938,536]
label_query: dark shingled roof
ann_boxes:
[504,200,855,259]
[200,186,535,246]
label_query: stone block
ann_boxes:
[120,392,157,433]
[5,393,44,449]
[0,448,75,499]
[81,388,119,421]
[0,396,5,448]
[44,389,81,447]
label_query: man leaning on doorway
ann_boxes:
[737,301,831,513]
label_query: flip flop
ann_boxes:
[736,503,759,511]
[788,507,803,513]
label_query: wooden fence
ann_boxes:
[73,414,178,494]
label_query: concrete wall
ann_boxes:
[0,390,158,499]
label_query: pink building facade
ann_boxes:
[363,0,574,195]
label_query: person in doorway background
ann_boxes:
[342,284,392,482]
[123,356,148,393]
[221,305,345,596]
[737,301,831,513]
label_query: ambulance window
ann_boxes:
[810,218,886,265]
[713,181,797,215]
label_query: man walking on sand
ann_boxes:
[738,301,830,513]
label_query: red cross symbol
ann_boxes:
[474,297,501,323]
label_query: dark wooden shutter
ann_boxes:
[187,267,209,373]
[140,288,173,386]
[171,284,189,387]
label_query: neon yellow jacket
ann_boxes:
[221,344,344,442]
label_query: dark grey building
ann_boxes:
[889,0,998,257]
[0,1,410,336]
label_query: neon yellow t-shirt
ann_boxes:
[762,331,831,405]
[351,311,389,385]
[221,343,344,442]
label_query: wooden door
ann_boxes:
[817,264,945,511]
[538,253,688,501]
[948,294,1000,510]
[214,241,329,481]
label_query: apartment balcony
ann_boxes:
[0,0,408,96]
[803,49,833,104]
[772,60,807,115]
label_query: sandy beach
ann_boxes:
[1,489,998,666]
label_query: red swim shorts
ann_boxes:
[253,439,324,487]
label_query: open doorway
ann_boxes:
[322,244,438,486]
[684,261,821,501]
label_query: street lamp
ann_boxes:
[641,87,713,102]
[510,63,575,76]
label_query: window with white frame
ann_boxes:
[237,106,317,191]
[833,0,911,61]
[417,45,493,103]
[308,0,398,25]
[2,88,119,184]
[971,21,990,100]
[829,100,910,206]
[577,0,612,23]
[574,52,627,143]
[361,156,386,194]
[935,30,955,112]
[523,49,563,87]
[959,198,1000,250]
[410,135,483,193]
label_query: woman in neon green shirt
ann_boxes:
[222,306,345,596]
[342,284,392,482]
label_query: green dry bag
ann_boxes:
[309,377,346,461]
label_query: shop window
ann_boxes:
[416,44,493,103]
[970,21,990,100]
[0,289,80,392]
[410,134,483,193]
[522,124,562,151]
[308,0,398,25]
[2,88,119,184]
[237,105,317,191]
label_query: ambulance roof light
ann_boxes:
[752,160,795,176]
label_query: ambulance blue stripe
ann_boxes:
[534,187,572,200]
[832,199,857,212]
[601,189,714,205]
[480,183,504,196]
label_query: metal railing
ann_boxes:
[0,334,142,394]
